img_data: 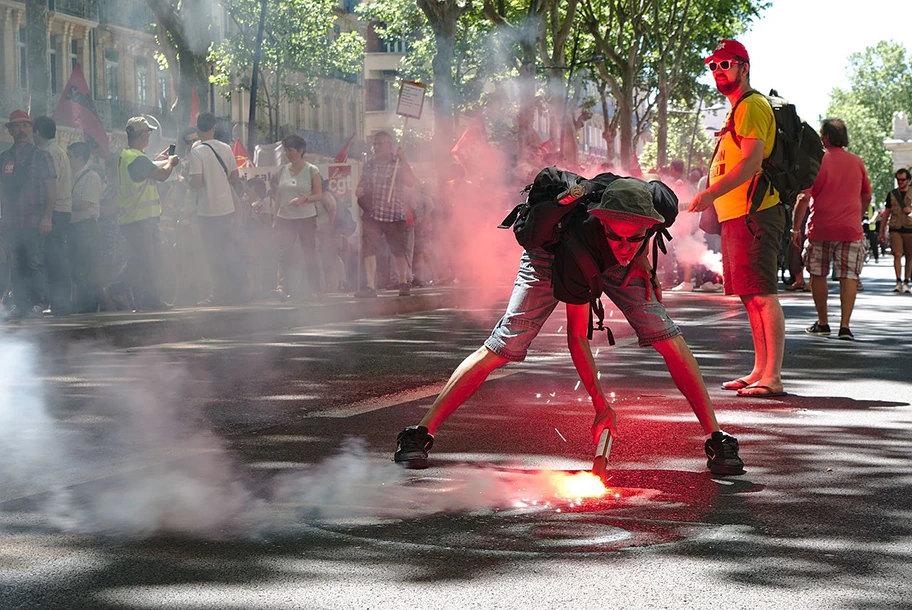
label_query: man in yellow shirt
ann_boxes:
[690,40,787,398]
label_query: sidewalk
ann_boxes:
[1,286,475,349]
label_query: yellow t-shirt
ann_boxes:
[710,94,779,222]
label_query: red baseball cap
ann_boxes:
[705,39,750,64]
[5,109,32,127]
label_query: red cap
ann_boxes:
[705,40,750,64]
[5,109,32,127]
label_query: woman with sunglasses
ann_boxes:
[393,177,745,477]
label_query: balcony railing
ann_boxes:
[49,0,100,21]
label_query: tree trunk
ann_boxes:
[25,0,49,116]
[656,64,669,169]
[431,21,457,152]
[616,82,633,170]
[517,40,537,155]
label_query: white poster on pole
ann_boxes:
[395,81,427,120]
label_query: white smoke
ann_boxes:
[0,338,601,539]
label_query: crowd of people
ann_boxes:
[0,112,479,319]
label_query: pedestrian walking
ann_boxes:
[880,168,912,293]
[67,142,105,313]
[792,119,872,340]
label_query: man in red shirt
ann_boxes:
[791,118,871,340]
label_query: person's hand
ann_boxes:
[790,230,803,249]
[155,149,169,161]
[689,189,715,213]
[167,155,180,168]
[622,255,661,302]
[40,214,53,236]
[396,146,407,162]
[903,206,911,215]
[591,394,619,444]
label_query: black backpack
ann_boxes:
[725,89,824,211]
[499,168,678,342]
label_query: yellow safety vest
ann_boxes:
[117,148,161,225]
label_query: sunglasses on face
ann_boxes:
[897,178,909,183]
[604,230,648,243]
[708,60,741,72]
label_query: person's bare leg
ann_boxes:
[894,252,903,283]
[653,335,720,434]
[838,278,857,328]
[733,295,766,386]
[363,254,377,290]
[739,294,785,394]
[419,346,510,434]
[810,274,829,324]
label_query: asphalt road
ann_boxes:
[1,260,911,610]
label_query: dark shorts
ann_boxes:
[721,204,786,296]
[361,216,408,258]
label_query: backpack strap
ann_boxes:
[588,298,615,345]
[201,142,232,178]
[562,229,614,343]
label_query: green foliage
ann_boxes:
[356,0,506,112]
[826,41,912,199]
[639,102,715,171]
[210,0,364,105]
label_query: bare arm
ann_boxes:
[791,192,811,248]
[565,302,618,443]
[689,138,766,212]
[151,156,179,182]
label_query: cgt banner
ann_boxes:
[319,163,357,210]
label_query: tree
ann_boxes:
[416,0,473,150]
[826,41,912,198]
[210,0,364,142]
[646,0,766,168]
[25,0,50,116]
[146,0,214,128]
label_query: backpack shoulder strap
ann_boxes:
[201,142,231,178]
[723,89,761,146]
[562,230,615,343]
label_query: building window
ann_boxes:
[349,102,357,137]
[104,49,119,100]
[380,36,406,54]
[49,36,59,94]
[136,57,148,105]
[17,28,27,88]
[71,39,79,71]
[385,80,398,112]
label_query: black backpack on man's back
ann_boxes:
[725,89,824,211]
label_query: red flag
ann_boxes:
[53,63,110,157]
[450,122,490,164]
[189,87,200,127]
[333,134,354,163]
[232,138,250,168]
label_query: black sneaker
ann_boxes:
[394,425,434,469]
[705,431,745,476]
[838,327,854,340]
[805,322,831,335]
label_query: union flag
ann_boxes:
[233,138,250,168]
[53,63,110,157]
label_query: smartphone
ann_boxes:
[168,144,176,156]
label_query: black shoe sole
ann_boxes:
[707,459,746,476]
[394,454,429,469]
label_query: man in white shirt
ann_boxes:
[67,142,105,313]
[189,112,245,305]
[33,116,73,315]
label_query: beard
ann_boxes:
[715,77,740,95]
